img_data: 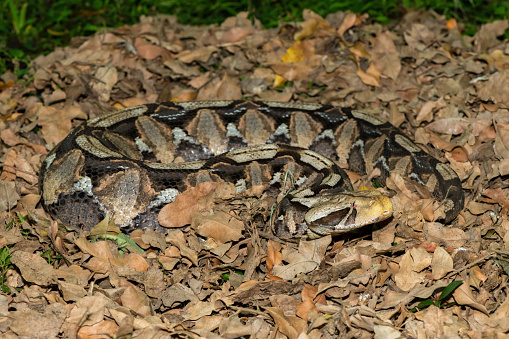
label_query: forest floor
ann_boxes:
[1,9,509,338]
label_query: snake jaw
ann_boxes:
[298,190,393,235]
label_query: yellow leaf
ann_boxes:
[281,42,305,63]
[273,75,287,88]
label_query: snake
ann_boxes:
[38,101,464,238]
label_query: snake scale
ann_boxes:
[39,101,464,238]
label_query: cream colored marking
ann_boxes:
[87,105,148,128]
[351,110,386,125]
[226,122,246,141]
[376,155,390,172]
[315,129,335,143]
[149,188,179,208]
[300,150,334,170]
[291,188,315,199]
[227,144,279,163]
[436,163,458,181]
[269,172,282,185]
[395,134,422,153]
[408,172,424,185]
[76,135,124,158]
[135,137,152,152]
[295,176,307,186]
[145,160,207,170]
[290,111,322,148]
[172,127,199,146]
[178,100,233,110]
[263,101,322,110]
[72,176,93,195]
[235,179,247,193]
[272,123,290,139]
[44,152,56,170]
[136,116,175,163]
[321,173,342,187]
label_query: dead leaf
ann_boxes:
[10,251,55,285]
[194,211,244,243]
[452,282,489,315]
[431,247,453,279]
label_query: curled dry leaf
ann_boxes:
[453,282,489,315]
[74,238,149,273]
[430,246,453,280]
[193,211,244,243]
[10,251,55,286]
[394,247,431,291]
[159,181,224,228]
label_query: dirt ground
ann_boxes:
[1,9,509,338]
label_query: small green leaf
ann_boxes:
[438,280,463,301]
[9,48,24,58]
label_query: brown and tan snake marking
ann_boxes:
[39,101,464,238]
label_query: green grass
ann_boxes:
[1,0,508,76]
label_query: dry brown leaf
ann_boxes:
[295,284,320,321]
[193,211,244,243]
[10,251,55,285]
[337,12,367,37]
[38,105,87,146]
[266,240,283,274]
[483,188,509,215]
[452,282,489,315]
[220,26,253,43]
[183,300,215,321]
[216,74,242,99]
[120,285,152,317]
[356,62,380,87]
[165,230,198,266]
[0,179,19,213]
[264,307,302,339]
[371,33,401,80]
[394,247,431,291]
[430,247,453,280]
[134,38,167,60]
[474,20,509,52]
[158,181,222,228]
[78,320,119,339]
[494,122,509,159]
[178,46,218,63]
[295,10,335,41]
[422,222,468,248]
[74,238,149,272]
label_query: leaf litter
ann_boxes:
[0,9,509,338]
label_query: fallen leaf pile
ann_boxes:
[1,9,509,338]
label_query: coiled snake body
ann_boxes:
[39,101,464,237]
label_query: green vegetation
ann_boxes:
[40,249,63,265]
[0,246,14,293]
[409,280,463,312]
[1,0,508,75]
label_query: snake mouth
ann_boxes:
[309,206,357,229]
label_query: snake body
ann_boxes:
[39,101,464,237]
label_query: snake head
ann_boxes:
[292,190,393,236]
